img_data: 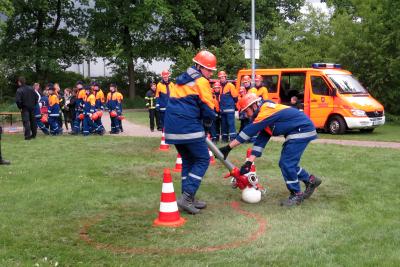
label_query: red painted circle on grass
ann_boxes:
[79,201,267,254]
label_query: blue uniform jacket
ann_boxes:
[164,67,215,144]
[236,101,317,157]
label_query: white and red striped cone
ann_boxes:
[159,128,170,151]
[153,169,186,227]
[173,153,182,172]
[246,148,257,173]
[209,149,216,165]
[207,134,216,165]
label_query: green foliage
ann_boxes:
[0,0,87,81]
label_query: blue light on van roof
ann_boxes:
[312,63,342,69]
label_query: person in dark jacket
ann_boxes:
[145,82,160,132]
[15,77,38,140]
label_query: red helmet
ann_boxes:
[242,75,251,83]
[79,113,84,120]
[161,69,170,78]
[255,75,263,82]
[192,50,217,71]
[96,111,103,118]
[110,110,118,118]
[237,93,260,112]
[218,71,227,78]
[91,112,99,121]
[213,81,221,88]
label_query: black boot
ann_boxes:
[304,175,322,199]
[177,192,200,214]
[280,192,304,207]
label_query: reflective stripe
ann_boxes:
[162,183,174,193]
[182,176,187,180]
[239,131,250,140]
[285,130,317,141]
[160,108,166,111]
[160,202,178,213]
[286,179,299,184]
[189,172,202,180]
[49,114,60,117]
[252,146,264,153]
[223,109,235,112]
[165,131,205,140]
[186,81,195,86]
[297,168,303,175]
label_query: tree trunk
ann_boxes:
[128,59,135,99]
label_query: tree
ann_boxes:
[87,0,166,99]
[0,0,87,82]
[259,4,334,68]
[160,0,304,52]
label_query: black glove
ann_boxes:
[219,145,232,160]
[240,161,253,175]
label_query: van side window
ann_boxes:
[262,75,278,93]
[311,76,330,95]
[280,72,306,104]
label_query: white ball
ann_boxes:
[241,187,262,204]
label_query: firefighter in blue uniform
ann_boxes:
[82,86,96,136]
[164,50,217,215]
[92,82,105,134]
[218,70,238,142]
[106,83,121,134]
[47,84,62,135]
[156,70,173,130]
[219,93,322,206]
[72,81,85,134]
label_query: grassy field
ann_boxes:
[0,133,399,266]
[124,110,400,142]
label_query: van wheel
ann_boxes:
[328,116,346,134]
[360,128,374,133]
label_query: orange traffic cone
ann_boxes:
[153,169,186,227]
[246,148,257,172]
[173,153,182,172]
[159,129,170,151]
[209,149,216,165]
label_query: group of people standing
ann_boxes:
[15,77,124,139]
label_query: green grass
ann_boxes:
[0,134,399,266]
[125,109,400,142]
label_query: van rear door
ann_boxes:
[307,72,335,128]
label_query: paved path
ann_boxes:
[3,115,400,149]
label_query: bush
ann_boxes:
[385,113,400,124]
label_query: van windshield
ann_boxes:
[328,74,368,94]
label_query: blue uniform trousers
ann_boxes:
[175,140,210,196]
[48,116,62,135]
[72,110,82,134]
[279,138,314,193]
[83,115,95,136]
[110,115,120,133]
[159,110,165,130]
[210,115,221,142]
[221,112,236,142]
